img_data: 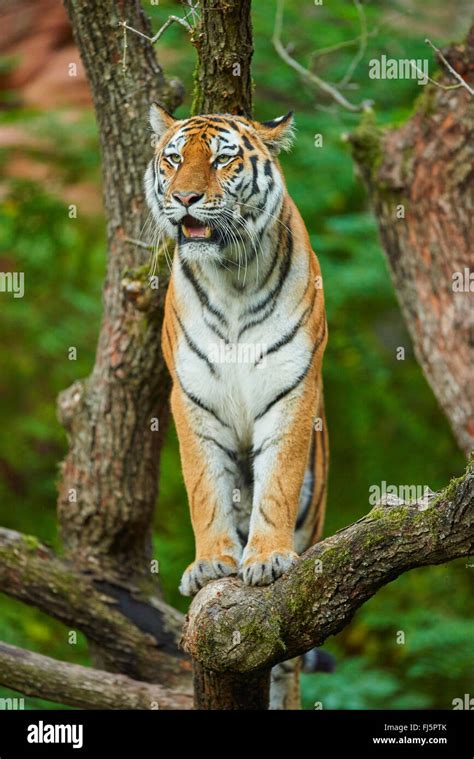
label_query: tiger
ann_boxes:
[144,106,329,704]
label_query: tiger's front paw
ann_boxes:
[179,556,239,597]
[240,550,298,586]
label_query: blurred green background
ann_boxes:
[0,0,471,710]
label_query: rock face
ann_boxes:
[0,0,91,107]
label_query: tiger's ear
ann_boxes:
[149,102,176,139]
[254,112,295,155]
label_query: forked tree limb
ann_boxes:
[0,529,190,688]
[0,642,192,710]
[183,464,473,673]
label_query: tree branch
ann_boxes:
[425,37,474,95]
[0,642,192,710]
[182,464,474,672]
[0,528,191,687]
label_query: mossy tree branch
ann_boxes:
[183,464,473,673]
[0,642,192,710]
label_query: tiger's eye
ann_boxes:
[168,153,181,164]
[215,154,230,165]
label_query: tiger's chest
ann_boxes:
[170,254,312,442]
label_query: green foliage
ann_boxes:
[0,0,471,710]
[302,658,431,710]
[0,168,104,541]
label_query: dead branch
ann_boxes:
[0,642,192,710]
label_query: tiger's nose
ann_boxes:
[172,191,203,207]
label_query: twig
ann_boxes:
[338,0,368,88]
[121,15,192,46]
[120,2,199,71]
[425,38,474,96]
[409,61,464,92]
[309,13,403,64]
[122,15,128,72]
[125,237,154,251]
[272,0,372,113]
[310,34,367,62]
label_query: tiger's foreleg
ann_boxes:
[240,366,320,585]
[171,387,243,596]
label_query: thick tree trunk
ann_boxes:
[59,0,182,585]
[350,30,474,457]
[191,0,253,116]
[193,663,270,710]
[57,0,186,676]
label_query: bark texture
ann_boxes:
[0,643,192,710]
[350,30,474,457]
[193,662,270,710]
[191,0,253,116]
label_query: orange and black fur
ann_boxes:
[145,105,329,705]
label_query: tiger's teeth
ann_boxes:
[182,225,212,239]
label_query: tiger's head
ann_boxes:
[144,105,295,263]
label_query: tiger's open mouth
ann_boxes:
[181,215,213,241]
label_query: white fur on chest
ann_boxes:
[172,246,311,446]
